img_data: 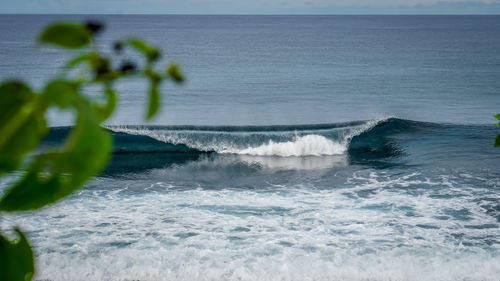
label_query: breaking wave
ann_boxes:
[100,117,427,157]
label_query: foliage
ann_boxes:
[0,21,183,280]
[0,229,34,281]
[495,114,500,147]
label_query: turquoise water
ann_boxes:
[1,15,500,280]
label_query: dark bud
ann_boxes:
[95,58,110,76]
[113,41,123,54]
[119,61,136,73]
[85,20,104,34]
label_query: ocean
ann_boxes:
[1,15,500,280]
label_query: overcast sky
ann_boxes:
[2,0,500,14]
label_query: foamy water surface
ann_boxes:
[3,169,500,281]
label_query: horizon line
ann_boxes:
[2,13,500,16]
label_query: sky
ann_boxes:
[2,0,500,14]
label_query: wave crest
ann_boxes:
[106,118,388,157]
[222,134,347,157]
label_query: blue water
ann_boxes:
[1,15,500,281]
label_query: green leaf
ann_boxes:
[64,52,97,69]
[39,23,92,49]
[494,114,500,125]
[0,153,66,211]
[0,98,111,212]
[0,81,48,174]
[126,39,160,62]
[56,98,112,189]
[42,79,79,109]
[0,229,35,281]
[147,80,160,120]
[93,86,117,121]
[167,65,184,83]
[0,112,47,175]
[0,81,32,125]
[495,134,500,147]
[127,39,150,54]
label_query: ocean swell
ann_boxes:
[41,118,433,163]
[105,118,396,157]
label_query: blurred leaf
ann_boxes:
[127,39,149,53]
[0,81,47,174]
[147,80,160,119]
[42,79,79,109]
[0,81,34,133]
[0,98,111,212]
[494,114,500,125]
[39,23,91,49]
[0,81,33,142]
[55,97,112,189]
[0,112,47,175]
[496,114,500,147]
[126,39,160,62]
[0,229,35,281]
[57,98,112,189]
[65,53,97,69]
[167,65,184,83]
[0,153,66,212]
[93,86,117,121]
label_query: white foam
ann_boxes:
[220,118,384,157]
[222,134,347,157]
[3,170,499,281]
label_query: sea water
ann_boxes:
[1,15,500,281]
